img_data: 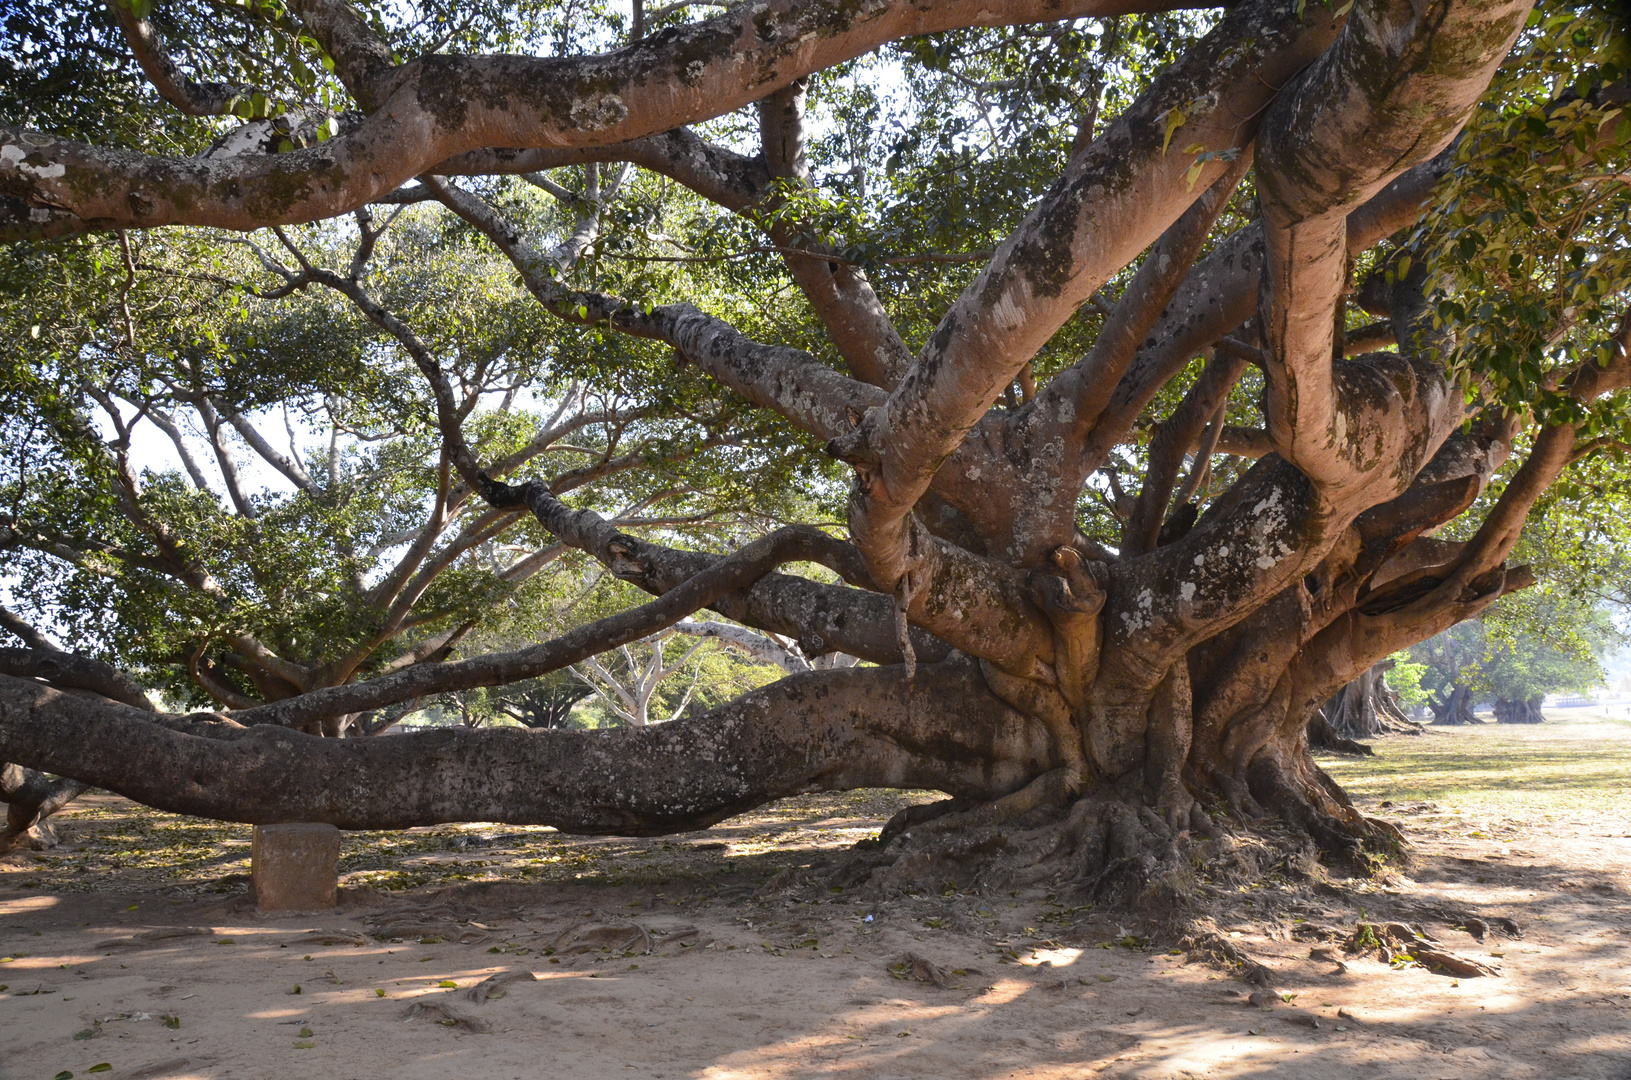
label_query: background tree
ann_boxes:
[1310,659,1419,754]
[1383,655,1433,716]
[2,0,1631,903]
[1410,622,1487,725]
[1408,592,1617,724]
[487,671,593,730]
[0,187,814,729]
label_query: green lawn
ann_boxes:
[1319,714,1631,821]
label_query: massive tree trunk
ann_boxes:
[1313,661,1419,749]
[1493,696,1545,724]
[0,0,1611,906]
[1430,685,1480,725]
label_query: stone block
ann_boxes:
[252,823,341,911]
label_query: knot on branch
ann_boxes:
[606,541,648,581]
[1028,546,1108,621]
[1027,546,1108,714]
[480,473,529,508]
[824,407,883,467]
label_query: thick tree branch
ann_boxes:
[0,648,155,712]
[1,0,1207,240]
[105,0,258,116]
[1255,0,1530,491]
[424,176,885,449]
[223,521,876,726]
[833,1,1337,584]
[0,658,1057,832]
[755,80,915,388]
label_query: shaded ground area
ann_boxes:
[3,722,1631,1080]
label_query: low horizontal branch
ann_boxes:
[0,648,155,712]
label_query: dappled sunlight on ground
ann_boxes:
[2,728,1630,1078]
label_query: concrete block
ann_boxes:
[252,823,340,911]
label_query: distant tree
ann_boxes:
[1409,594,1618,724]
[1312,658,1419,751]
[1411,623,1486,725]
[1384,657,1432,714]
[491,672,593,731]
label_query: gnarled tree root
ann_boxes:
[831,757,1405,923]
[0,763,88,853]
[1342,920,1500,977]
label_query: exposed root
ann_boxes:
[1246,753,1401,876]
[832,763,1399,918]
[887,952,971,989]
[1180,921,1276,987]
[1342,920,1500,978]
[402,1000,491,1032]
[464,969,538,1004]
[0,766,89,853]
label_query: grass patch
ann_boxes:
[1319,718,1631,822]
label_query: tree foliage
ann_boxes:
[1,0,1630,894]
[1408,591,1618,716]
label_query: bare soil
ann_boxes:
[4,720,1631,1080]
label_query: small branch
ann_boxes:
[597,245,993,268]
[105,0,259,116]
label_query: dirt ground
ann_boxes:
[4,719,1631,1080]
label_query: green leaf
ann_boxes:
[88,1066,112,1074]
[54,1072,73,1080]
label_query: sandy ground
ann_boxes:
[4,721,1631,1080]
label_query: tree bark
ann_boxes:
[0,659,1058,833]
